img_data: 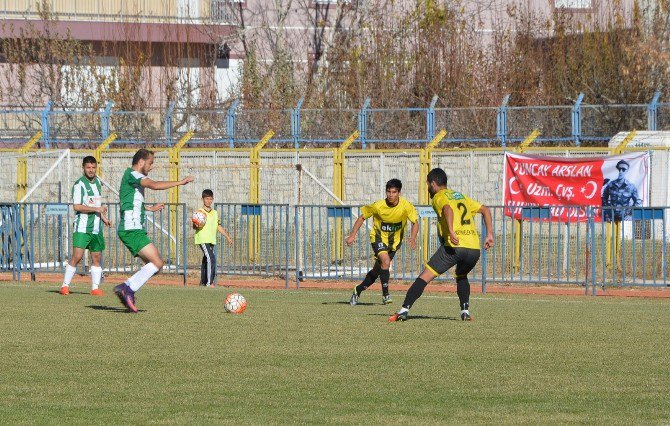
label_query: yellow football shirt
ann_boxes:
[431,189,482,250]
[361,197,418,252]
[194,208,220,245]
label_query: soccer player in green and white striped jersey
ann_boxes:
[60,156,112,296]
[114,148,194,313]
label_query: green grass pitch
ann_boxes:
[1,283,669,423]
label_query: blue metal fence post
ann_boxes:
[12,204,21,281]
[101,101,114,140]
[496,94,510,147]
[226,99,239,148]
[165,101,175,147]
[357,98,371,149]
[41,100,53,148]
[572,93,584,146]
[588,206,597,296]
[648,91,661,131]
[426,95,438,142]
[291,98,304,148]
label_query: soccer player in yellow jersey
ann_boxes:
[389,168,494,322]
[346,179,419,305]
[194,189,234,286]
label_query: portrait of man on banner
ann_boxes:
[503,151,649,223]
[601,158,645,222]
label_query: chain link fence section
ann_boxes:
[48,111,102,146]
[0,109,42,144]
[507,106,572,143]
[581,104,648,144]
[366,109,428,144]
[300,109,359,144]
[110,110,166,144]
[434,107,498,142]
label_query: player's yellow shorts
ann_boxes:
[118,230,152,257]
[72,232,105,252]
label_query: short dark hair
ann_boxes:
[132,148,154,165]
[427,168,448,186]
[202,189,214,198]
[616,160,630,171]
[386,179,402,191]
[82,156,97,166]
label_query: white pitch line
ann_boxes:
[2,283,666,306]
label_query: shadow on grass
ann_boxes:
[47,289,90,295]
[368,313,459,321]
[85,305,145,313]
[321,301,377,306]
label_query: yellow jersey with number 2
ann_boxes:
[432,189,482,250]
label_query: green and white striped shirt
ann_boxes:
[72,176,103,234]
[118,167,146,231]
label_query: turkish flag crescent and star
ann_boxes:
[503,152,649,222]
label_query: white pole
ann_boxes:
[380,153,385,199]
[300,165,371,231]
[20,149,70,203]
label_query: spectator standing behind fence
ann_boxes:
[194,189,233,287]
[113,148,194,313]
[346,179,419,305]
[60,156,111,296]
[389,168,494,322]
[602,159,641,221]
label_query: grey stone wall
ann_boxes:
[5,148,663,210]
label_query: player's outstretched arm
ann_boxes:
[345,216,366,246]
[146,203,165,212]
[478,205,495,250]
[141,175,195,191]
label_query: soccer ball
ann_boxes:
[192,210,207,228]
[224,293,247,314]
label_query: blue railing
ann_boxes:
[0,92,666,147]
[2,203,669,292]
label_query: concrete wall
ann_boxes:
[5,147,654,210]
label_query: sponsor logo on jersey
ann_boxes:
[446,192,464,200]
[380,222,402,232]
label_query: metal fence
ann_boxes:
[1,93,667,147]
[13,202,189,282]
[293,205,670,291]
[211,203,291,285]
[1,202,668,292]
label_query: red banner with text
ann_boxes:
[503,152,649,222]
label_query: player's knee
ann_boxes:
[380,258,391,269]
[455,274,469,284]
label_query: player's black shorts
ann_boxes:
[371,242,397,261]
[426,246,480,277]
